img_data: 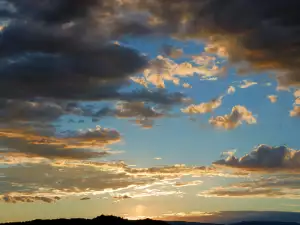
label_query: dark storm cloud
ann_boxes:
[8,0,100,24]
[3,0,300,96]
[0,0,148,101]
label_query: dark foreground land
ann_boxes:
[1,215,300,225]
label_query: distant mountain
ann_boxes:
[2,215,168,225]
[1,215,300,225]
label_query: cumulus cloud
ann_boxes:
[183,83,192,89]
[227,86,236,94]
[294,90,300,105]
[267,95,278,103]
[213,144,300,172]
[290,106,300,117]
[209,105,257,130]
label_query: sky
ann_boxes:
[1,0,300,223]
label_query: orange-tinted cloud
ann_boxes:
[209,105,257,130]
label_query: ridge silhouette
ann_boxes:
[2,215,300,225]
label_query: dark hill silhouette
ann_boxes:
[2,215,169,225]
[1,215,300,225]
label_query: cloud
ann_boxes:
[1,194,60,203]
[133,119,155,129]
[239,80,258,89]
[133,0,300,87]
[173,180,203,187]
[0,125,121,161]
[124,164,239,179]
[115,102,164,119]
[0,150,247,203]
[59,125,121,149]
[267,95,278,103]
[94,101,166,128]
[132,54,222,89]
[5,0,300,89]
[112,194,132,200]
[294,90,300,98]
[290,105,300,117]
[160,44,183,59]
[183,83,192,89]
[120,89,190,107]
[294,90,300,105]
[220,149,237,158]
[231,176,300,190]
[0,1,148,101]
[213,144,300,172]
[181,97,222,114]
[198,175,300,200]
[227,86,236,94]
[209,105,257,130]
[130,77,149,88]
[113,189,183,200]
[198,187,291,198]
[0,163,156,197]
[0,100,92,124]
